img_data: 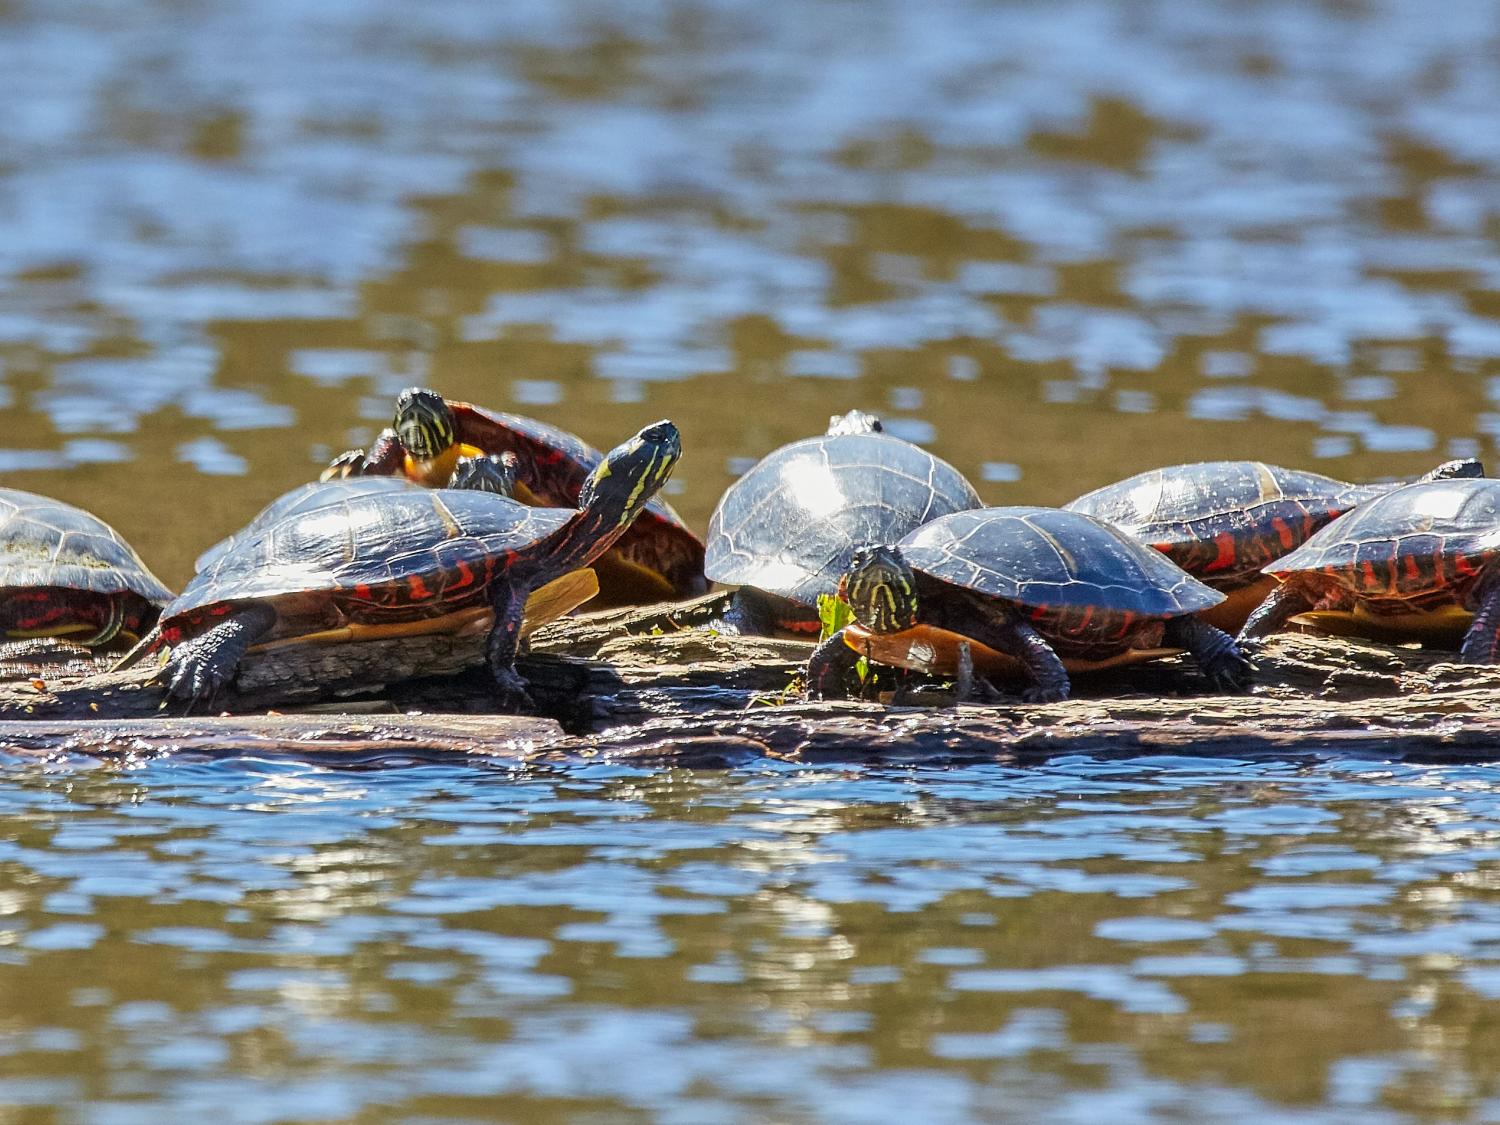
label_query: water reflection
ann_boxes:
[2,756,1500,1118]
[2,0,1500,1116]
[0,1,1493,583]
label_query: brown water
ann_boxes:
[4,0,1500,1119]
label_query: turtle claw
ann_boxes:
[1203,650,1254,694]
[1021,683,1069,705]
[321,448,366,481]
[162,639,232,703]
[492,669,535,713]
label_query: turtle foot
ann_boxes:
[161,637,234,702]
[1202,649,1255,693]
[1021,683,1069,704]
[491,669,535,713]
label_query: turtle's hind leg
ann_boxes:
[1460,571,1500,664]
[161,604,277,702]
[1164,615,1252,692]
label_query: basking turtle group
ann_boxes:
[5,384,1498,713]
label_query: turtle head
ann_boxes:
[826,410,884,436]
[393,387,458,459]
[578,420,681,527]
[842,545,919,634]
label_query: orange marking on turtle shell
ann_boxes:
[408,575,432,601]
[1271,517,1295,551]
[1360,561,1378,589]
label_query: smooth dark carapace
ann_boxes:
[1243,478,1500,661]
[703,410,982,635]
[125,420,682,704]
[323,387,704,606]
[1066,458,1483,631]
[0,488,171,647]
[808,506,1252,703]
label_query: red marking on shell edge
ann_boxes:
[1205,531,1236,572]
[453,559,475,588]
[1455,553,1479,578]
[408,575,432,601]
[1271,517,1295,551]
[354,582,373,601]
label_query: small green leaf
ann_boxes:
[816,592,853,642]
[856,655,870,683]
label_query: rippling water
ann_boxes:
[5,755,1500,1120]
[1,0,1498,581]
[4,0,1500,1116]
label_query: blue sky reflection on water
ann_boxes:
[1,0,1500,1118]
[1,754,1500,1119]
[1,0,1500,581]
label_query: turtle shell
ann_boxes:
[164,486,573,638]
[1065,461,1374,588]
[0,487,170,603]
[899,506,1224,617]
[195,477,423,574]
[1265,478,1500,598]
[452,403,705,598]
[704,431,981,606]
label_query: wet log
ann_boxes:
[4,612,1500,765]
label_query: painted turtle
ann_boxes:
[807,506,1251,702]
[1241,477,1500,659]
[124,420,680,703]
[325,388,704,606]
[704,411,983,634]
[194,460,519,576]
[0,488,171,647]
[1065,458,1483,631]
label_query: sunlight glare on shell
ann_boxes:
[780,453,846,520]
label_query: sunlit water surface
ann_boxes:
[4,0,1500,1117]
[3,756,1500,1121]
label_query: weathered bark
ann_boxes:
[4,609,1500,765]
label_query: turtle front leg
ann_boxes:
[1460,571,1500,664]
[321,427,407,480]
[1237,575,1321,641]
[485,580,534,710]
[1164,615,1252,692]
[929,605,1070,703]
[160,604,278,702]
[806,628,862,699]
[973,616,1070,704]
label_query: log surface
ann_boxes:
[2,602,1499,767]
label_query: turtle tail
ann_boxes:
[111,625,165,672]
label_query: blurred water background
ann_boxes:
[3,0,1500,1119]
